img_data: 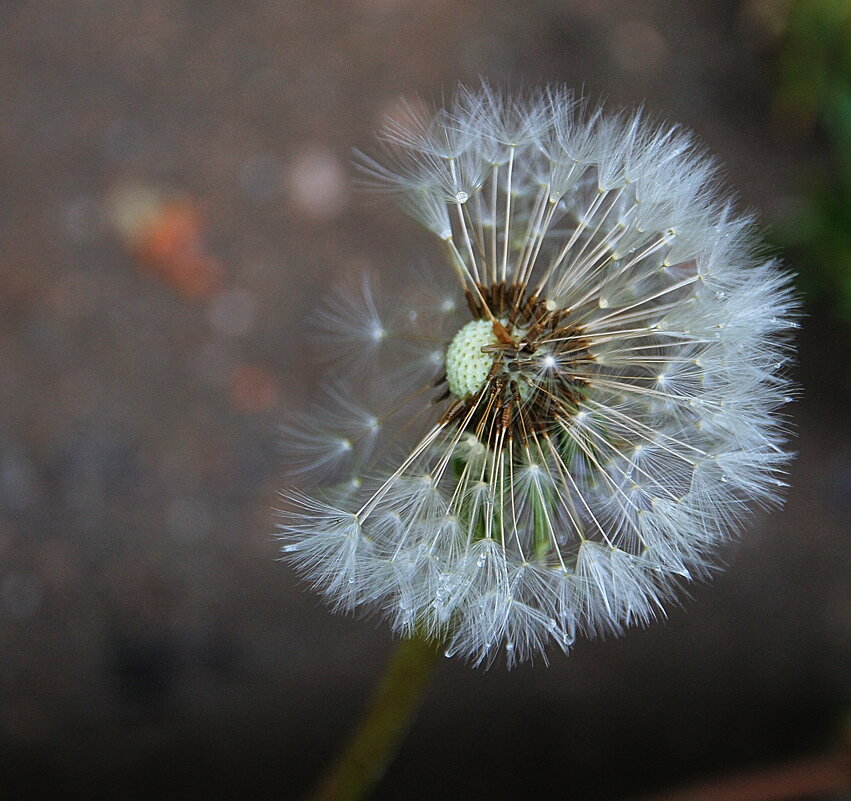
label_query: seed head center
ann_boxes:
[440,284,594,441]
[445,319,498,398]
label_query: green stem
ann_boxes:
[305,632,442,801]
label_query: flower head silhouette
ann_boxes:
[279,84,797,666]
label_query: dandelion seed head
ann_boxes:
[278,82,798,668]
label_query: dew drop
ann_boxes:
[455,191,469,203]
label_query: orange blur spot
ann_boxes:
[108,183,223,300]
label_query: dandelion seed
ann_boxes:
[278,83,798,667]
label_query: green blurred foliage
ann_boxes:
[775,0,851,319]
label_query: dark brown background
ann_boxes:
[1,1,849,799]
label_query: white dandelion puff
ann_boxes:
[278,83,798,668]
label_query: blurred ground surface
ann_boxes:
[1,1,849,799]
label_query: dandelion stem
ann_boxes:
[305,633,442,801]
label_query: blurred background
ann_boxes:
[1,0,849,799]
